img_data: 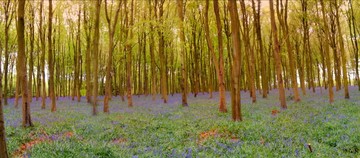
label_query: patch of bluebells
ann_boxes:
[2,86,360,157]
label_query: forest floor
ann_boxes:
[3,87,360,157]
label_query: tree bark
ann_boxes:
[228,0,242,121]
[320,0,334,103]
[104,0,121,113]
[149,1,157,101]
[17,0,33,127]
[207,0,227,112]
[126,0,134,107]
[0,85,7,157]
[252,0,268,98]
[48,0,56,112]
[270,0,287,109]
[28,5,35,103]
[240,0,256,103]
[0,10,9,156]
[92,0,102,115]
[3,0,14,106]
[277,0,300,102]
[83,5,92,103]
[177,0,188,107]
[157,0,168,103]
[334,0,349,99]
[348,0,359,90]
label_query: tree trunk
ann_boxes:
[277,0,300,102]
[75,7,82,102]
[334,0,349,99]
[320,0,334,103]
[0,10,9,156]
[28,5,35,103]
[126,0,134,107]
[348,0,359,90]
[157,0,168,103]
[270,0,287,109]
[240,0,256,103]
[83,5,92,103]
[149,1,156,101]
[207,0,227,112]
[252,0,268,98]
[228,0,242,121]
[92,0,101,115]
[0,84,8,157]
[38,0,47,109]
[177,0,188,107]
[48,0,56,112]
[17,0,33,127]
[3,0,14,106]
[104,0,121,113]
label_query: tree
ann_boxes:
[228,0,242,121]
[73,6,82,102]
[39,0,46,110]
[269,0,287,109]
[92,0,102,115]
[104,0,121,113]
[347,0,359,90]
[334,0,349,99]
[276,0,300,102]
[48,0,56,112]
[204,0,227,112]
[149,0,157,101]
[28,2,35,103]
[17,0,33,127]
[0,10,9,158]
[240,0,256,103]
[125,0,134,107]
[2,0,14,106]
[320,0,334,103]
[83,4,92,103]
[251,0,268,98]
[300,0,308,95]
[156,0,168,103]
[213,0,228,111]
[176,0,188,107]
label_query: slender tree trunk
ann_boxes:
[0,95,7,158]
[104,0,121,113]
[126,0,134,107]
[177,0,188,107]
[320,0,334,103]
[208,0,227,112]
[92,0,101,115]
[252,0,268,98]
[3,0,14,106]
[228,0,242,121]
[240,0,256,103]
[270,0,287,109]
[48,0,56,112]
[39,0,46,109]
[28,5,35,103]
[0,14,9,157]
[277,0,300,102]
[83,5,92,103]
[334,0,349,99]
[18,0,33,127]
[149,1,156,101]
[74,7,82,102]
[157,0,168,103]
[348,0,359,90]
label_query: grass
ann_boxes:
[3,87,360,157]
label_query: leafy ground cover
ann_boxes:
[3,87,360,157]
